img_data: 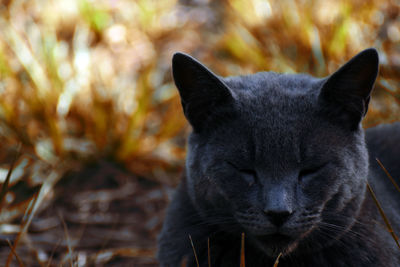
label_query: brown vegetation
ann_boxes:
[0,0,399,265]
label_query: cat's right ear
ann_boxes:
[318,48,379,130]
[172,52,235,132]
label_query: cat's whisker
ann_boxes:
[317,222,380,247]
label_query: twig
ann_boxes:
[6,239,25,267]
[273,252,282,267]
[6,192,38,267]
[58,210,74,267]
[0,143,22,213]
[189,235,200,267]
[46,239,61,267]
[58,213,74,267]
[6,170,62,265]
[240,233,245,267]
[376,158,400,193]
[367,183,400,250]
[207,237,211,267]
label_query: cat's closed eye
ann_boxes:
[240,169,257,186]
[227,162,257,186]
[298,164,327,183]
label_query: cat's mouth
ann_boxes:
[252,233,297,257]
[257,233,292,244]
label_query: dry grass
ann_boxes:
[0,0,399,265]
[240,233,246,267]
[367,183,400,250]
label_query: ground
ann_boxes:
[0,161,171,266]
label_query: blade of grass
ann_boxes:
[6,239,25,267]
[6,169,62,266]
[0,18,51,98]
[273,252,282,267]
[46,239,62,267]
[189,235,200,267]
[0,143,21,213]
[367,183,400,250]
[22,192,37,223]
[240,232,245,267]
[6,192,38,267]
[58,210,74,267]
[90,246,155,259]
[181,257,188,267]
[376,158,400,193]
[208,237,211,267]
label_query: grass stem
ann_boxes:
[273,252,282,267]
[0,143,21,213]
[189,235,200,267]
[367,183,400,250]
[207,237,211,267]
[376,158,400,193]
[240,232,245,267]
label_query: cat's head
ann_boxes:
[172,49,379,257]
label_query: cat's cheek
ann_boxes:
[194,181,233,213]
[298,179,329,201]
[194,174,248,210]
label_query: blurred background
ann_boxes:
[0,0,399,265]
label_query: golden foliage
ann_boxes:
[0,0,399,185]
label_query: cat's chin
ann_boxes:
[252,233,299,258]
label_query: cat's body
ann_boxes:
[158,49,400,266]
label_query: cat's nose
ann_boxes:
[264,209,292,227]
[263,186,293,227]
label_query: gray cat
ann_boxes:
[158,48,400,266]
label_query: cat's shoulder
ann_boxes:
[366,122,400,237]
[366,121,400,136]
[366,122,400,195]
[366,122,400,152]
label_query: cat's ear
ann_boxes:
[318,48,379,130]
[172,52,235,132]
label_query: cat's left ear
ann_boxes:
[319,48,379,130]
[172,52,235,132]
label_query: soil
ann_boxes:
[0,161,174,266]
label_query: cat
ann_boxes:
[157,48,400,267]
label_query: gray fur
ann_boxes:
[158,49,400,266]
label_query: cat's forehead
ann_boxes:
[223,72,320,94]
[223,72,322,124]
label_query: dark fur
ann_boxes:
[158,49,400,266]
